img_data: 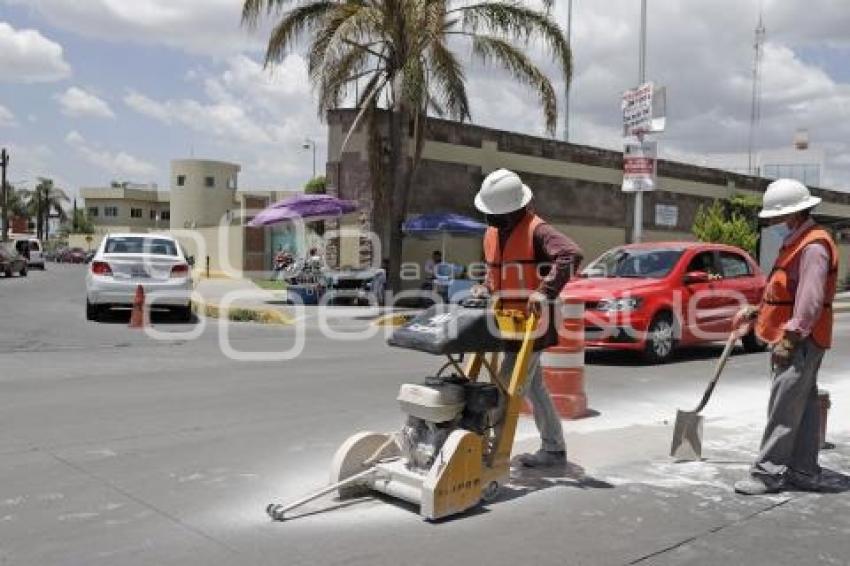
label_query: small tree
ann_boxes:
[62,209,95,235]
[304,176,326,195]
[693,198,759,255]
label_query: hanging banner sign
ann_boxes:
[622,140,657,193]
[622,82,667,137]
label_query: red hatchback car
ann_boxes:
[563,242,767,363]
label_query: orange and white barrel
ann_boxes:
[522,298,588,419]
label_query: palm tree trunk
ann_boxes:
[385,105,410,294]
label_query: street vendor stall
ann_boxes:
[249,194,358,304]
[402,213,486,303]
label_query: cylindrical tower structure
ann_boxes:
[169,159,240,230]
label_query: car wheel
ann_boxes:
[20,266,27,277]
[741,328,767,353]
[86,299,99,321]
[3,266,11,277]
[643,312,678,364]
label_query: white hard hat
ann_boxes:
[474,169,533,215]
[758,178,822,219]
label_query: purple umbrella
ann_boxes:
[248,194,359,227]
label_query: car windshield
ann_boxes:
[104,237,178,256]
[582,248,683,279]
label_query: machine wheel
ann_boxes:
[481,481,501,503]
[86,300,99,322]
[741,328,767,353]
[643,312,678,364]
[329,431,399,499]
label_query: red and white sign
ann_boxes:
[622,82,666,137]
[622,140,657,192]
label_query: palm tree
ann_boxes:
[21,178,69,241]
[243,0,571,291]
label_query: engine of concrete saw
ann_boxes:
[397,377,503,472]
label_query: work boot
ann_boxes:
[733,476,781,496]
[513,449,567,468]
[786,470,823,492]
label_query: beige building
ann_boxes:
[80,183,171,236]
[78,159,298,275]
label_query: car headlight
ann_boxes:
[597,297,643,312]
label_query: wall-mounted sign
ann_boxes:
[622,82,667,137]
[655,204,678,227]
[622,140,657,192]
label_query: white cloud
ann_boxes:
[0,104,17,127]
[55,86,115,118]
[65,130,158,179]
[124,53,323,189]
[0,21,71,82]
[6,0,265,56]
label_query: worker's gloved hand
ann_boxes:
[771,331,801,371]
[732,305,759,337]
[526,291,548,318]
[470,284,490,299]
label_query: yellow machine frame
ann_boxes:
[422,310,538,519]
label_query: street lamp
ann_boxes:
[302,138,317,180]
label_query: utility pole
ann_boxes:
[563,0,573,142]
[747,10,766,176]
[303,138,317,179]
[1,148,8,242]
[632,0,647,244]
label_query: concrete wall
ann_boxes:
[326,109,850,286]
[169,159,240,230]
[174,226,244,277]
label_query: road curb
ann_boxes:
[372,312,418,327]
[193,301,294,325]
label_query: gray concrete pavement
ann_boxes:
[1,264,850,565]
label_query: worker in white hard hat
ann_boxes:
[732,178,839,495]
[473,168,583,468]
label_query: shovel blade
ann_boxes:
[670,410,704,461]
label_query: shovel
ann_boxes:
[670,331,738,461]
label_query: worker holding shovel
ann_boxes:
[733,178,839,495]
[472,169,583,468]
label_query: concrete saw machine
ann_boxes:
[266,304,539,521]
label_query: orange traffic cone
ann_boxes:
[129,284,146,328]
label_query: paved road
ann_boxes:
[2,264,849,565]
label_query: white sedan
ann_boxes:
[85,233,193,322]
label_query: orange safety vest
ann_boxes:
[755,225,839,349]
[483,213,544,312]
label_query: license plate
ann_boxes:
[131,266,149,278]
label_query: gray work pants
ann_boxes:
[751,338,825,483]
[500,351,567,453]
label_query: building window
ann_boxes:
[150,209,157,220]
[227,175,237,190]
[88,207,99,217]
[104,206,119,217]
[205,176,215,188]
[161,210,170,221]
[131,208,143,218]
[177,175,186,187]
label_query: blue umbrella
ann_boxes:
[402,213,486,260]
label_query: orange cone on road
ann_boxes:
[129,284,147,328]
[522,298,588,419]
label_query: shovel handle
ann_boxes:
[692,331,738,414]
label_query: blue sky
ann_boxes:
[2,0,850,202]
